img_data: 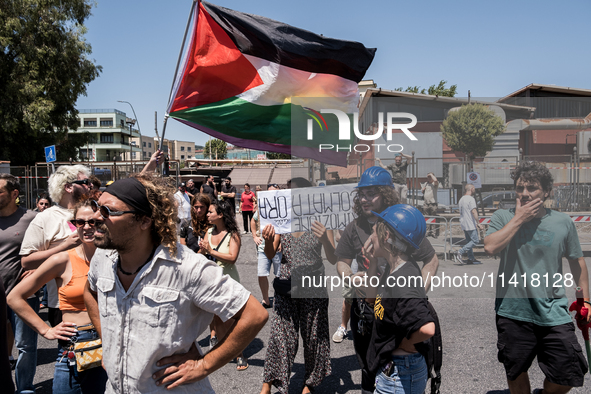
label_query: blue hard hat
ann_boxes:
[372,204,426,250]
[356,166,393,188]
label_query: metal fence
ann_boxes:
[5,160,181,210]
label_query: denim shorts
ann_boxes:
[257,250,282,277]
[54,327,108,394]
[374,352,428,394]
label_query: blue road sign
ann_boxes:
[45,145,56,163]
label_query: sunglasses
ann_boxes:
[91,200,140,219]
[71,179,90,186]
[70,219,100,228]
[267,184,279,189]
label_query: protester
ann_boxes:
[174,182,191,235]
[0,174,38,394]
[200,175,217,201]
[377,154,412,203]
[259,177,337,394]
[335,166,439,394]
[20,164,90,329]
[421,172,439,237]
[35,193,52,212]
[220,177,237,215]
[186,179,198,198]
[484,161,589,394]
[179,193,212,251]
[84,174,267,392]
[88,175,102,200]
[0,280,14,393]
[239,183,255,234]
[198,199,248,369]
[251,184,282,308]
[456,184,483,265]
[8,199,108,394]
[364,204,436,394]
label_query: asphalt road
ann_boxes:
[15,233,591,393]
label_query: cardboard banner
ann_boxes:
[258,183,357,233]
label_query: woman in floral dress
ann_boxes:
[259,178,337,394]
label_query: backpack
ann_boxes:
[424,300,442,394]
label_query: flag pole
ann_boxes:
[160,0,200,151]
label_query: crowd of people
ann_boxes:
[0,156,589,394]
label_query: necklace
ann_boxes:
[117,247,156,276]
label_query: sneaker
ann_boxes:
[242,231,248,235]
[468,259,482,265]
[453,251,465,265]
[332,326,347,343]
[209,336,218,350]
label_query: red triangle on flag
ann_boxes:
[169,4,264,113]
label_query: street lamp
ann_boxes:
[117,100,143,161]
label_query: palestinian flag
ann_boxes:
[167,1,375,166]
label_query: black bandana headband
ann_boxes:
[105,177,152,216]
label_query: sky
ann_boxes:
[76,0,591,147]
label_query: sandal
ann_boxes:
[236,356,248,371]
[261,301,272,309]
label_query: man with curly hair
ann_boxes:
[84,174,268,393]
[334,166,439,394]
[485,161,590,394]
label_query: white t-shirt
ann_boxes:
[174,191,191,220]
[421,182,438,204]
[20,204,75,308]
[459,195,478,231]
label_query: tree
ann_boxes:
[395,80,457,97]
[440,104,506,161]
[267,152,291,160]
[0,0,102,165]
[204,139,227,160]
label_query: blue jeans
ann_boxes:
[374,352,428,394]
[459,229,479,261]
[53,328,108,394]
[7,297,39,394]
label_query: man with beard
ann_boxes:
[0,174,37,394]
[335,166,439,394]
[20,164,90,328]
[201,175,217,201]
[378,153,412,204]
[220,177,237,215]
[484,161,589,394]
[83,174,268,393]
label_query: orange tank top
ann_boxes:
[58,249,90,312]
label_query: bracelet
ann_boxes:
[584,301,591,307]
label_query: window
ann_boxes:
[181,155,185,159]
[84,118,97,127]
[132,152,137,159]
[181,146,185,151]
[143,142,146,147]
[100,134,114,143]
[100,118,113,127]
[188,146,191,152]
[148,142,152,148]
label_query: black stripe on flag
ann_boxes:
[202,2,375,83]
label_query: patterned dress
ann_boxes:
[262,232,331,393]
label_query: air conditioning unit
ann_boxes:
[576,131,591,156]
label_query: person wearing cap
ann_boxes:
[174,182,192,235]
[83,174,268,393]
[335,166,439,394]
[363,205,435,394]
[377,153,412,204]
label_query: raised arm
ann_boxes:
[484,198,543,255]
[140,150,164,174]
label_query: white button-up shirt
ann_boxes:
[88,243,250,393]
